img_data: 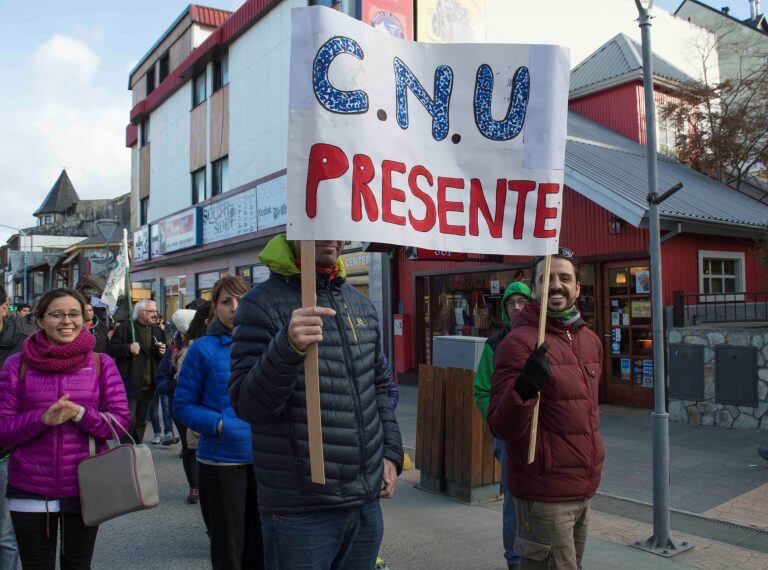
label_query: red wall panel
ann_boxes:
[569,83,642,143]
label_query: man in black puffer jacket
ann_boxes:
[229,235,403,569]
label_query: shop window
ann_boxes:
[699,251,744,299]
[139,197,149,226]
[196,270,227,300]
[211,157,229,197]
[191,167,207,204]
[146,67,156,95]
[161,276,187,322]
[236,265,269,287]
[213,53,228,92]
[158,52,170,83]
[192,71,206,107]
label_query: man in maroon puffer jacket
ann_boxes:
[489,249,604,570]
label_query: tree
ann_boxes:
[661,23,768,192]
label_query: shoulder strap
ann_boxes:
[93,352,101,378]
[20,361,26,384]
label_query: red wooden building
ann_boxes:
[386,34,768,409]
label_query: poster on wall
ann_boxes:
[287,7,570,256]
[133,226,151,262]
[151,209,200,256]
[635,269,651,293]
[362,0,413,40]
[416,0,486,43]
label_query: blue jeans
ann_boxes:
[494,439,520,567]
[149,391,174,435]
[0,459,19,570]
[261,500,383,569]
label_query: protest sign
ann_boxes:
[287,6,570,256]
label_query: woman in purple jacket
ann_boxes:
[0,288,130,569]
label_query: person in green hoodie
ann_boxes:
[474,280,532,570]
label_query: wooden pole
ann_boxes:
[301,240,326,484]
[527,251,552,465]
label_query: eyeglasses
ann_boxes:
[506,298,528,307]
[141,310,159,314]
[45,311,83,322]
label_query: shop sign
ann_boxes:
[151,209,201,256]
[287,8,569,257]
[133,226,151,262]
[409,248,468,261]
[362,0,413,40]
[341,252,370,275]
[257,175,288,231]
[631,300,651,318]
[202,188,258,244]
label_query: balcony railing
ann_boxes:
[672,290,768,327]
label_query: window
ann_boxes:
[192,168,207,204]
[192,72,206,107]
[657,111,686,159]
[699,251,745,298]
[42,214,53,225]
[211,157,229,197]
[139,197,149,226]
[158,53,170,83]
[213,53,229,92]
[140,118,150,146]
[146,67,156,95]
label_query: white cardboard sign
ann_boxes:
[287,6,569,255]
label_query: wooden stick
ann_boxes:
[301,240,326,484]
[527,251,552,465]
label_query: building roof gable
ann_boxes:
[675,0,768,37]
[33,170,80,216]
[570,33,695,99]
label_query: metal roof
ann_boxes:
[570,33,695,96]
[564,112,768,229]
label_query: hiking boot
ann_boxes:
[162,432,176,446]
[758,446,768,461]
[150,434,163,445]
[375,556,389,570]
[187,487,199,504]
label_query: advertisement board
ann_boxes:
[133,225,151,262]
[151,209,201,256]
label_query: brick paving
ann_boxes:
[589,510,768,569]
[704,482,768,529]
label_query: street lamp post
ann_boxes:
[632,0,692,558]
[43,254,62,292]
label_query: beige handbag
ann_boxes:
[77,412,160,527]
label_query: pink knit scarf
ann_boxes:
[22,329,96,373]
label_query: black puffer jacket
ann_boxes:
[229,239,403,515]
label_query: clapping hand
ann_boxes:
[42,395,81,426]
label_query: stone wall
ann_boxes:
[668,326,768,430]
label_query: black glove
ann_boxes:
[514,342,551,401]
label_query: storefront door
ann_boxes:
[602,261,654,408]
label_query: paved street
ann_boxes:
[88,385,768,569]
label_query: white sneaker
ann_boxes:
[150,434,163,445]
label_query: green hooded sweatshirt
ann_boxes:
[472,281,532,421]
[258,234,347,278]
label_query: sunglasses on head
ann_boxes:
[532,247,574,268]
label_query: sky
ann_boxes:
[0,0,755,243]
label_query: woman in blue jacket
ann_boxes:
[174,276,262,570]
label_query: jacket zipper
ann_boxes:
[55,373,62,498]
[326,289,370,499]
[341,301,359,344]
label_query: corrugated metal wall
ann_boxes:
[569,83,642,143]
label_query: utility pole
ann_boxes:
[632,0,691,558]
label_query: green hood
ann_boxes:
[501,281,533,325]
[258,234,347,278]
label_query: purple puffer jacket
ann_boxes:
[0,352,130,498]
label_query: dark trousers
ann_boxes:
[260,500,383,570]
[128,390,154,443]
[174,419,198,488]
[11,511,98,570]
[198,462,264,570]
[149,392,174,435]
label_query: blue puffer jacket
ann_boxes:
[173,320,252,464]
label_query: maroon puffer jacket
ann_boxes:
[488,308,605,502]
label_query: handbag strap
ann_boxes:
[87,412,136,457]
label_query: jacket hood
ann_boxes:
[258,234,347,278]
[501,281,533,326]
